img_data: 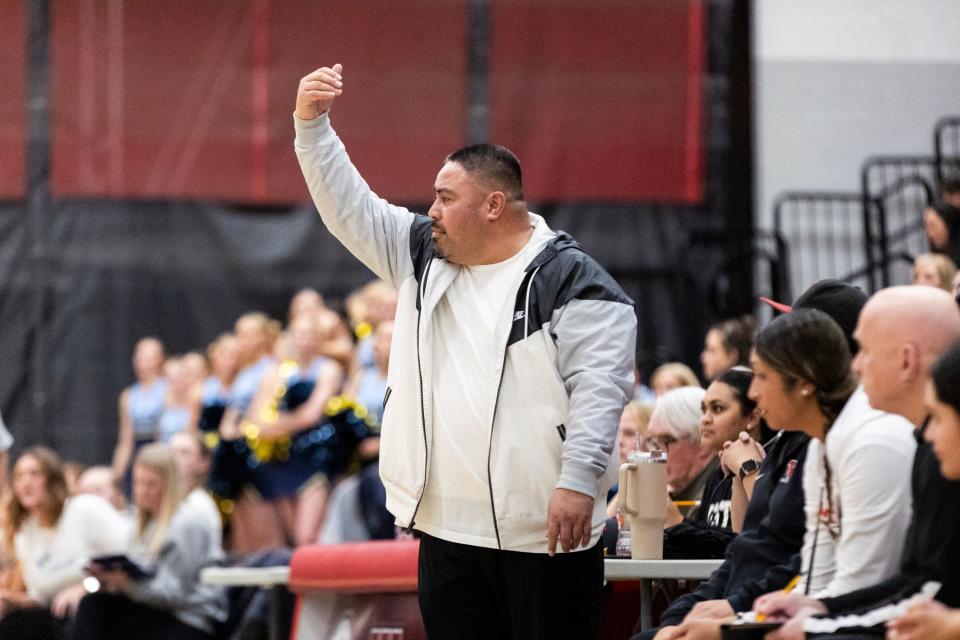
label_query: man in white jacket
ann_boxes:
[294,64,637,638]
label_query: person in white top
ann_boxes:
[76,466,132,517]
[0,447,129,639]
[786,386,915,598]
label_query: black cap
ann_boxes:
[761,279,867,355]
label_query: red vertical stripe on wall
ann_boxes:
[0,1,27,198]
[684,0,706,203]
[251,0,270,201]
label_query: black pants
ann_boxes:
[417,533,604,640]
[70,592,212,640]
[0,606,65,640]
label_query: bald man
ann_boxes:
[756,286,960,639]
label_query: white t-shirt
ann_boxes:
[414,235,544,549]
[15,494,130,603]
[796,386,916,598]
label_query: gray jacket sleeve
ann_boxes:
[129,516,216,611]
[552,298,636,496]
[294,113,417,288]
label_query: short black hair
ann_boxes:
[940,177,960,196]
[933,339,960,413]
[446,143,524,201]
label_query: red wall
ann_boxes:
[14,0,704,205]
[0,1,27,199]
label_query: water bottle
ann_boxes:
[615,506,632,558]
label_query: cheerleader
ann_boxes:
[247,311,344,545]
[111,338,167,494]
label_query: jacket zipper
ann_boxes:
[486,346,507,549]
[407,259,433,531]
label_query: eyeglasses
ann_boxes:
[642,435,678,452]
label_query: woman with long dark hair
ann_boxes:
[698,367,773,532]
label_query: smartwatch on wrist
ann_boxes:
[738,459,761,480]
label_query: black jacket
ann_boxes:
[653,431,810,629]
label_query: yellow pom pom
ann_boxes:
[203,432,220,449]
[355,321,373,340]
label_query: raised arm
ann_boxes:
[294,64,420,288]
[111,390,133,479]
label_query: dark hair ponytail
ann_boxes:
[933,339,960,413]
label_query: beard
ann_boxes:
[432,234,460,264]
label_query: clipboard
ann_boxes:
[720,620,783,640]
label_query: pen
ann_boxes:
[756,574,801,621]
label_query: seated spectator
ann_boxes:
[75,443,226,640]
[62,462,85,496]
[76,466,130,516]
[645,387,713,521]
[319,456,394,544]
[651,309,854,640]
[608,401,655,516]
[700,316,755,381]
[924,201,960,262]
[169,432,222,553]
[698,367,772,533]
[657,368,774,561]
[0,447,129,640]
[888,340,960,639]
[638,279,868,640]
[603,402,655,554]
[755,286,960,639]
[912,252,958,292]
[650,363,701,397]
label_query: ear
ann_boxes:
[484,191,507,221]
[900,342,920,383]
[747,407,762,428]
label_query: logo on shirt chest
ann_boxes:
[513,310,525,322]
[780,459,798,483]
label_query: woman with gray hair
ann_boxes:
[645,386,713,520]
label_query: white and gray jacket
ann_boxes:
[295,113,637,552]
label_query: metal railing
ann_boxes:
[860,156,935,288]
[771,192,868,301]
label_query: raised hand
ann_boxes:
[296,64,343,120]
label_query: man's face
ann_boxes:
[852,310,901,413]
[428,161,488,265]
